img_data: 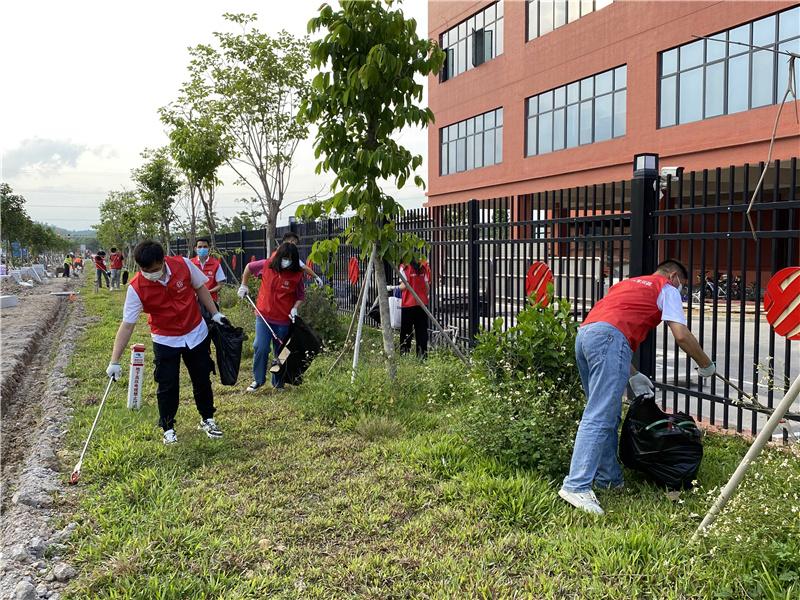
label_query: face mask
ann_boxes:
[197,248,209,258]
[676,283,683,295]
[142,268,163,282]
[280,259,292,269]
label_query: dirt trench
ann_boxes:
[1,278,91,600]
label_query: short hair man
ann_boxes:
[106,241,228,444]
[191,238,226,304]
[559,259,714,515]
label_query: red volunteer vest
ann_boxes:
[400,263,430,308]
[582,274,672,351]
[110,252,124,269]
[94,256,107,272]
[191,256,221,301]
[256,266,303,325]
[130,256,203,336]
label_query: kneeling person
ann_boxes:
[106,241,227,444]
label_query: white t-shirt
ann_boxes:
[196,258,226,284]
[657,284,687,326]
[123,258,209,348]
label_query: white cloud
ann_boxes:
[0,0,430,231]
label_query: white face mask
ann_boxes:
[141,268,164,282]
[676,283,683,295]
[280,259,291,269]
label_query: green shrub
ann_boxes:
[298,284,345,347]
[459,299,585,477]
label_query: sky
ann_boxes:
[0,0,429,232]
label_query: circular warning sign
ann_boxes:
[525,261,553,307]
[764,266,800,340]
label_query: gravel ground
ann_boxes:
[1,274,90,600]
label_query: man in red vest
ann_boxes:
[559,259,715,515]
[190,238,226,304]
[109,247,124,289]
[106,240,227,445]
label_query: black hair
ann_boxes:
[269,242,301,272]
[281,231,300,243]
[133,240,165,268]
[110,247,117,252]
[195,237,210,246]
[656,259,688,280]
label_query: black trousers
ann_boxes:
[400,305,429,358]
[152,334,215,431]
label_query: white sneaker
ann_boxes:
[246,381,262,392]
[163,429,178,445]
[199,418,223,439]
[558,488,605,515]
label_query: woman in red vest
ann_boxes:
[238,242,305,391]
[398,259,431,358]
[105,241,227,445]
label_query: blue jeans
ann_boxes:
[562,322,632,493]
[253,319,290,388]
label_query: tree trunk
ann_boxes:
[267,209,278,254]
[371,244,396,380]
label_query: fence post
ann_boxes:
[630,153,660,377]
[467,199,480,344]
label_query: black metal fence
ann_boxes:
[173,156,799,435]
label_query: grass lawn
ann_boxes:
[59,282,799,599]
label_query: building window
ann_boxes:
[526,0,613,41]
[440,108,503,175]
[440,1,504,82]
[525,66,626,157]
[659,5,800,128]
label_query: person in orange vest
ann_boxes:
[238,242,305,392]
[190,238,226,305]
[395,259,431,358]
[109,247,124,289]
[106,240,227,444]
[559,259,715,515]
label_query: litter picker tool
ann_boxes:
[69,376,115,485]
[693,266,800,541]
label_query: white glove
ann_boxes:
[289,307,298,322]
[386,285,396,292]
[629,372,655,398]
[237,284,248,299]
[106,363,122,381]
[211,312,227,325]
[696,361,716,377]
[314,276,323,286]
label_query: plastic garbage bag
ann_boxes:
[619,395,704,490]
[208,318,246,386]
[271,316,321,387]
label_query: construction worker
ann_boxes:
[62,253,72,278]
[106,240,227,444]
[190,238,226,305]
[558,259,715,515]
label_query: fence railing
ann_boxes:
[173,156,799,435]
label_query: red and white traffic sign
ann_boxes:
[525,261,553,307]
[763,266,800,340]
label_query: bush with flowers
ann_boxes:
[459,297,585,477]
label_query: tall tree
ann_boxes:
[299,0,444,378]
[131,147,182,251]
[160,110,228,247]
[181,13,311,251]
[95,190,152,259]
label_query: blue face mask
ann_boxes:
[197,248,210,259]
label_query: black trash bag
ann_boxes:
[208,318,246,386]
[271,316,322,387]
[619,395,703,490]
[122,269,129,285]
